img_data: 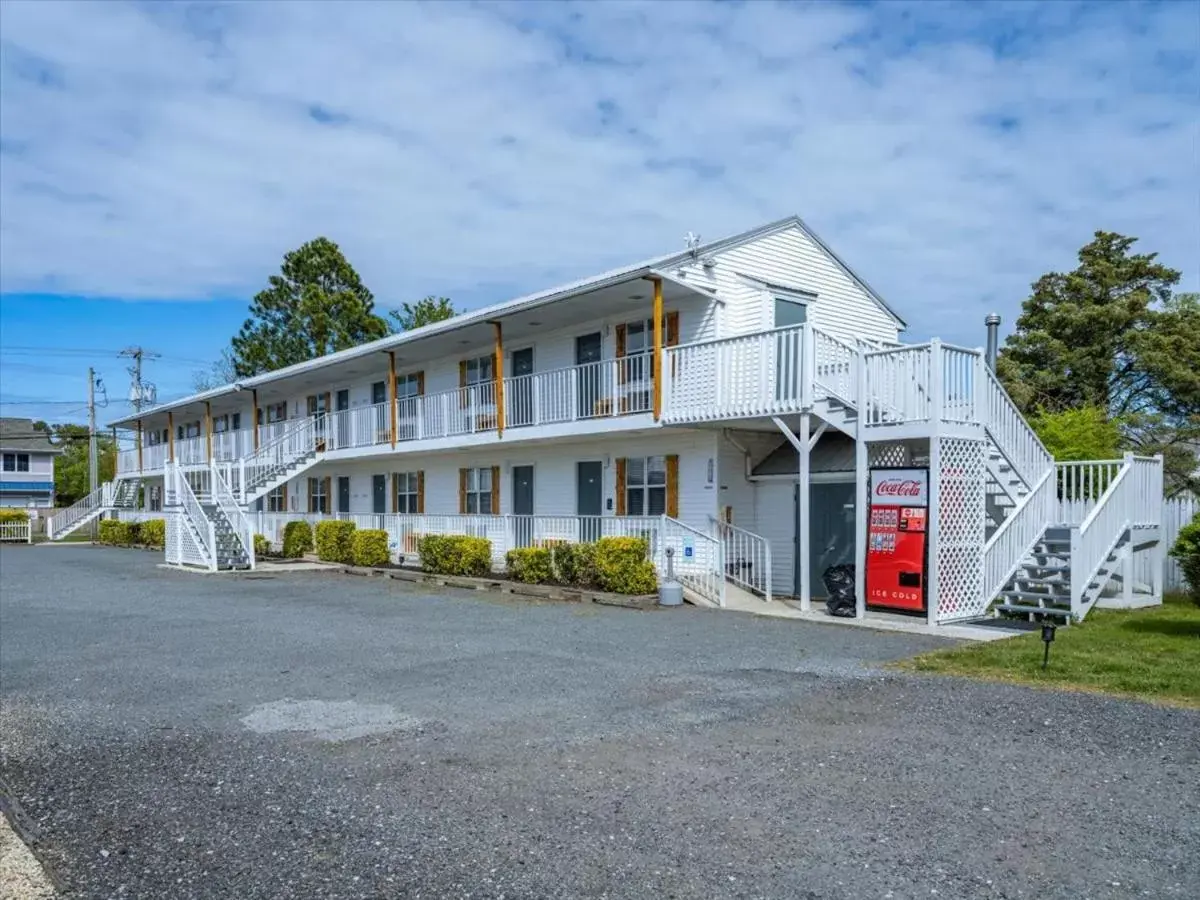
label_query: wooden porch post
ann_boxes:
[493,321,504,436]
[252,388,259,451]
[651,276,663,421]
[136,419,143,472]
[205,401,213,462]
[167,411,175,463]
[389,351,398,447]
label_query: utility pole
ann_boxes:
[88,366,98,497]
[120,346,160,413]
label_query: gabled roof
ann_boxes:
[108,215,903,427]
[0,417,61,454]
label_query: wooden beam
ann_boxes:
[167,411,175,463]
[389,351,398,447]
[252,388,259,451]
[651,276,663,420]
[204,401,213,462]
[492,321,504,436]
[136,419,143,472]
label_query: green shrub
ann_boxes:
[0,509,29,523]
[281,520,314,558]
[98,519,136,546]
[253,533,271,558]
[550,541,597,586]
[1170,514,1200,606]
[352,529,391,567]
[314,519,357,563]
[139,518,166,548]
[505,547,553,583]
[594,536,658,594]
[418,534,492,577]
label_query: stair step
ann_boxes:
[1003,589,1070,601]
[996,603,1072,619]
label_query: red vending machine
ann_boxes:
[865,467,929,612]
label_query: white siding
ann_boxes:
[671,224,902,346]
[284,430,719,531]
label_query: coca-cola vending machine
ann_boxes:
[866,467,929,613]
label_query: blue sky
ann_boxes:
[1,0,1197,425]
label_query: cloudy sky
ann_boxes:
[1,0,1197,420]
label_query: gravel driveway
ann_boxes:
[2,546,1197,899]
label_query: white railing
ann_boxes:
[981,467,1057,606]
[661,517,725,606]
[862,343,933,426]
[1127,455,1163,528]
[0,521,31,543]
[506,357,654,429]
[116,447,139,474]
[212,429,254,461]
[327,401,391,451]
[940,346,980,425]
[1070,461,1137,617]
[113,509,161,522]
[421,383,500,439]
[47,483,111,540]
[174,435,207,466]
[812,328,858,406]
[240,416,319,501]
[711,518,772,602]
[212,462,255,569]
[257,421,293,447]
[982,366,1053,487]
[144,442,167,471]
[663,324,806,423]
[168,463,215,570]
[1055,460,1124,525]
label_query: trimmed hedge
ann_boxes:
[352,529,391,567]
[1170,513,1200,606]
[418,534,492,577]
[253,533,271,558]
[505,546,553,584]
[98,519,138,546]
[594,536,657,595]
[0,509,29,523]
[139,518,166,549]
[281,520,314,559]
[315,519,357,564]
[550,541,597,587]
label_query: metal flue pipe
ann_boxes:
[985,314,1001,371]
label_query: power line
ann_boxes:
[120,347,160,412]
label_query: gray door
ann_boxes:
[512,465,534,546]
[575,332,603,418]
[336,390,350,447]
[577,460,603,542]
[372,474,387,515]
[337,476,351,514]
[510,348,534,427]
[799,481,856,598]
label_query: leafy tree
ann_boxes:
[998,234,1199,495]
[1028,406,1122,462]
[192,348,237,392]
[231,237,389,377]
[50,424,115,506]
[389,296,457,332]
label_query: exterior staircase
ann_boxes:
[163,462,254,571]
[47,475,140,540]
[235,417,323,504]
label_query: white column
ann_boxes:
[798,411,812,612]
[853,348,868,620]
[926,341,943,626]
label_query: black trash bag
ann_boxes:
[822,564,856,617]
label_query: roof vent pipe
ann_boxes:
[985,314,1001,372]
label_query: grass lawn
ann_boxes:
[898,593,1200,707]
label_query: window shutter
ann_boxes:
[615,458,627,516]
[308,477,315,512]
[281,483,288,508]
[417,470,425,514]
[459,360,469,408]
[415,371,425,395]
[391,473,398,514]
[490,465,501,515]
[665,455,679,518]
[615,324,626,358]
[459,467,468,514]
[325,476,332,515]
[666,311,680,347]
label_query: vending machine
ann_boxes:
[865,467,929,612]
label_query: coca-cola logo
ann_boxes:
[875,479,922,497]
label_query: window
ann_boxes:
[625,456,666,516]
[463,466,493,514]
[2,454,13,472]
[266,402,287,423]
[464,355,494,385]
[394,471,422,513]
[15,454,29,472]
[213,415,229,434]
[308,477,328,514]
[773,295,808,328]
[149,485,162,512]
[232,412,241,431]
[371,381,387,405]
[266,485,287,513]
[178,421,201,440]
[397,373,422,399]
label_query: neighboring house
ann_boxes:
[48,215,1164,627]
[0,417,60,508]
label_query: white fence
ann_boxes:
[0,521,32,543]
[1164,495,1196,592]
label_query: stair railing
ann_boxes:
[981,467,1057,605]
[169,462,215,570]
[211,461,255,569]
[47,483,110,539]
[810,327,859,407]
[660,516,725,607]
[979,364,1053,488]
[240,416,319,501]
[710,517,772,602]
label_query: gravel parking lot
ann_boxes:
[2,545,1198,899]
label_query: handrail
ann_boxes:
[710,517,772,602]
[211,462,255,569]
[662,515,726,607]
[47,483,109,539]
[1071,461,1135,616]
[666,322,807,354]
[981,467,1056,603]
[240,416,318,499]
[171,463,215,570]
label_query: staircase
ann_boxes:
[238,417,322,504]
[163,462,254,571]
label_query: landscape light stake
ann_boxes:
[1041,621,1056,669]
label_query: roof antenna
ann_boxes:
[685,231,701,258]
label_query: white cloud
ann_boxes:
[0,0,1196,344]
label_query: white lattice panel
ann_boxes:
[935,437,987,622]
[868,442,912,468]
[165,510,209,569]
